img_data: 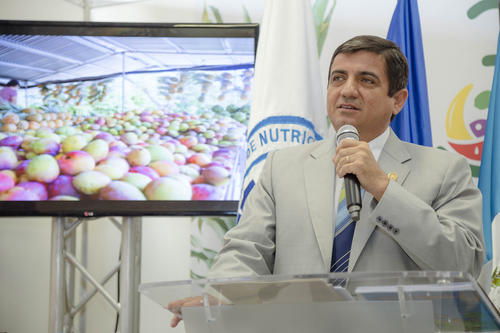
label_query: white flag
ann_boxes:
[239,0,327,220]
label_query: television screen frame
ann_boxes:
[0,20,259,217]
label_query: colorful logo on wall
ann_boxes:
[445,84,488,177]
[444,0,497,178]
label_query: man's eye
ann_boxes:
[361,77,375,84]
[331,75,344,82]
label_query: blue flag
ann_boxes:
[387,0,432,146]
[478,32,500,262]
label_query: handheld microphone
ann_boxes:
[336,124,362,221]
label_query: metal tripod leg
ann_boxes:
[48,216,66,333]
[48,216,142,333]
[119,216,142,333]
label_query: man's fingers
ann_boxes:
[170,314,182,328]
[166,299,184,315]
[167,296,201,311]
[166,296,205,328]
[184,297,204,307]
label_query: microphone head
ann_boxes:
[336,124,359,144]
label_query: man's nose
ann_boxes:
[341,79,358,98]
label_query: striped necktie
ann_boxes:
[330,183,356,273]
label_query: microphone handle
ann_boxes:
[344,173,361,221]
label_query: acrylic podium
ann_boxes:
[139,271,500,333]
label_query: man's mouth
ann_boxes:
[338,104,360,111]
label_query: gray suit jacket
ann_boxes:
[209,130,485,279]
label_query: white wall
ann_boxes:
[0,0,84,20]
[0,217,52,333]
[90,0,264,23]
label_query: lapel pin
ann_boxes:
[388,172,398,182]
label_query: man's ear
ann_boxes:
[392,88,408,117]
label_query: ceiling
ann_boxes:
[0,34,255,85]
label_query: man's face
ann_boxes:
[327,51,407,142]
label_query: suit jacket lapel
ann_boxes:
[349,130,411,271]
[304,139,336,270]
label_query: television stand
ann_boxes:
[48,216,142,333]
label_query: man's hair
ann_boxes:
[6,79,19,87]
[328,35,408,97]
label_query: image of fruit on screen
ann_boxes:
[0,32,255,202]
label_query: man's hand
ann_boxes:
[166,296,204,328]
[333,139,389,201]
[166,294,225,328]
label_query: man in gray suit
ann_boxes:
[168,35,485,327]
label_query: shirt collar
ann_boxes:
[369,127,390,162]
[332,126,390,162]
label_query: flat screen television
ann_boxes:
[0,20,258,216]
